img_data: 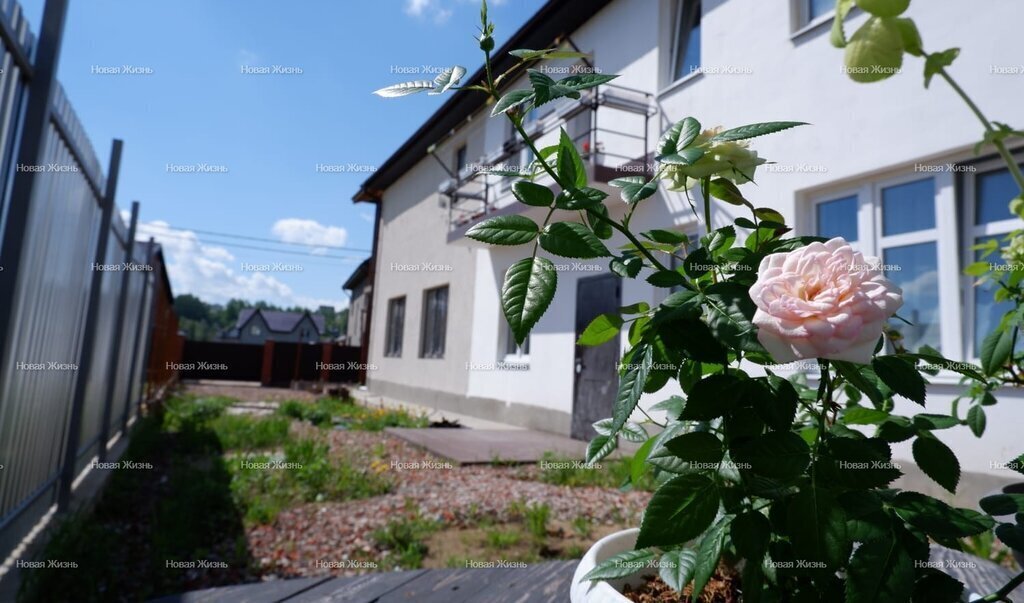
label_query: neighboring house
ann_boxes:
[352,0,1023,474]
[343,258,372,347]
[221,309,325,344]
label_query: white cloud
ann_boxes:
[271,218,348,248]
[359,211,375,223]
[134,220,347,311]
[404,0,453,24]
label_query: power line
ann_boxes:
[146,223,372,253]
[135,226,367,262]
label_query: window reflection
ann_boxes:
[884,242,940,352]
[816,195,858,242]
[882,179,935,236]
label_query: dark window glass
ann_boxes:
[420,286,448,358]
[976,167,1018,225]
[673,1,701,81]
[881,178,935,236]
[884,242,940,352]
[808,0,833,21]
[384,297,405,357]
[455,145,467,173]
[816,195,859,242]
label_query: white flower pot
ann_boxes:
[570,528,648,603]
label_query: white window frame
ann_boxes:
[670,0,702,85]
[808,171,962,359]
[961,157,1023,360]
[501,321,531,364]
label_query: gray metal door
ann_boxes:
[571,273,621,440]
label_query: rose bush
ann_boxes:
[378,1,1024,601]
[750,237,903,364]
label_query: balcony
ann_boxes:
[440,82,656,239]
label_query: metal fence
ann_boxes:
[0,0,158,565]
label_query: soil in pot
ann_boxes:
[622,565,740,603]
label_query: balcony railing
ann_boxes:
[439,82,656,234]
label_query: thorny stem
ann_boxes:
[936,67,1024,193]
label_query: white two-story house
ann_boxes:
[352,0,1024,475]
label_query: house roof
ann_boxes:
[235,308,326,335]
[343,258,371,290]
[352,0,614,203]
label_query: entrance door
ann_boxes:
[571,274,621,440]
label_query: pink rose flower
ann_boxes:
[749,237,903,364]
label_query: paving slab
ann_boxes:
[384,428,589,464]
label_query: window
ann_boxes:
[877,178,940,353]
[250,325,261,336]
[815,195,859,242]
[807,0,833,22]
[965,164,1022,356]
[384,296,405,357]
[455,145,467,175]
[672,1,701,81]
[503,319,530,359]
[420,286,449,358]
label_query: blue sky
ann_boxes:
[18,0,545,310]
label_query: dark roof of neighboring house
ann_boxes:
[235,308,326,335]
[343,258,371,290]
[352,0,614,203]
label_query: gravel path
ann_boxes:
[247,426,650,578]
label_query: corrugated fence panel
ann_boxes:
[0,0,32,238]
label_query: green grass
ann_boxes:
[277,397,428,431]
[230,437,391,524]
[485,528,522,548]
[535,451,657,491]
[371,515,442,570]
[524,502,551,541]
[210,414,291,451]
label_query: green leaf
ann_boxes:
[646,270,688,289]
[924,48,960,88]
[560,72,619,91]
[709,178,751,206]
[966,405,986,437]
[554,187,607,210]
[692,518,729,598]
[834,361,890,409]
[620,302,650,315]
[732,511,771,561]
[842,407,890,425]
[637,474,719,549]
[980,326,1014,376]
[665,431,724,465]
[845,538,915,603]
[582,548,657,581]
[556,128,587,187]
[528,69,580,106]
[830,0,856,47]
[585,205,613,239]
[620,421,648,443]
[711,121,808,142]
[641,230,691,247]
[759,376,798,431]
[980,494,1024,516]
[817,437,902,488]
[996,523,1024,552]
[911,572,965,603]
[788,488,851,570]
[734,431,811,481]
[511,181,554,207]
[890,492,994,539]
[913,436,960,494]
[610,256,642,278]
[427,65,466,95]
[465,215,539,245]
[610,345,653,435]
[606,176,658,204]
[650,396,685,418]
[578,313,623,346]
[898,352,985,381]
[872,356,926,405]
[540,222,611,258]
[657,117,702,157]
[892,17,922,56]
[373,80,435,97]
[631,436,657,484]
[501,257,557,346]
[658,548,697,592]
[586,434,617,465]
[683,247,712,278]
[680,374,741,421]
[657,147,705,166]
[912,413,959,431]
[704,282,757,349]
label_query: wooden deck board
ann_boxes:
[149,576,330,603]
[285,570,427,602]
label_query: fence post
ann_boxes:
[57,140,123,511]
[0,0,69,378]
[97,201,139,463]
[120,236,154,431]
[133,237,159,411]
